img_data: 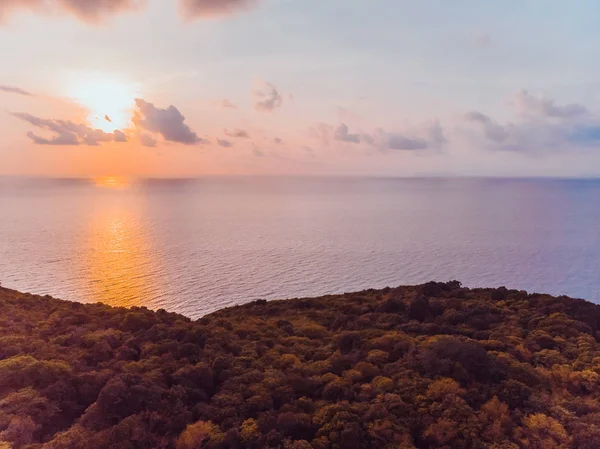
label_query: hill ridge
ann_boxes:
[0,282,599,448]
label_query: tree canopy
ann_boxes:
[1,282,600,448]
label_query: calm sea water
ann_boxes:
[0,176,598,319]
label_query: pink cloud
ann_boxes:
[179,0,259,18]
[0,0,261,23]
[0,0,140,23]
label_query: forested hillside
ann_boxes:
[1,282,600,448]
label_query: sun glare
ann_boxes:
[68,75,139,133]
[94,176,130,189]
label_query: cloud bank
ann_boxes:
[11,112,127,146]
[10,98,205,148]
[465,90,600,152]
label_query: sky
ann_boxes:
[2,0,600,177]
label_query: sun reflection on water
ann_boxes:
[94,176,131,190]
[82,198,160,309]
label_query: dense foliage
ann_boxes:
[1,282,600,448]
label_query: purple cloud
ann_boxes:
[133,99,204,145]
[10,112,126,146]
[25,131,79,146]
[465,111,509,143]
[386,134,428,150]
[465,92,600,152]
[515,90,588,119]
[0,85,32,96]
[317,121,446,151]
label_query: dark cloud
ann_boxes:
[139,134,158,147]
[179,0,259,18]
[11,112,125,146]
[0,85,32,96]
[224,128,250,139]
[133,99,204,145]
[253,82,282,112]
[334,123,361,144]
[217,138,233,147]
[273,137,282,144]
[515,90,588,119]
[0,0,139,23]
[253,147,265,157]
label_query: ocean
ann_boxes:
[1,176,598,319]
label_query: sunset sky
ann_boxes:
[2,0,600,177]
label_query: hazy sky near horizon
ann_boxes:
[2,0,600,177]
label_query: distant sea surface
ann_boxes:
[1,176,598,319]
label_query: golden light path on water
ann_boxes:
[94,176,131,190]
[82,177,161,308]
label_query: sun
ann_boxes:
[68,75,139,133]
